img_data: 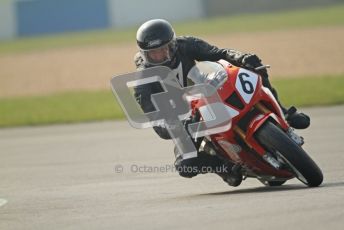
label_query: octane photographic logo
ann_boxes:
[110,66,232,160]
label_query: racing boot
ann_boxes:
[270,88,310,129]
[282,106,310,129]
[216,162,243,187]
[175,148,243,186]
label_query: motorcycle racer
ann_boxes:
[133,19,310,185]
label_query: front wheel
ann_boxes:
[255,121,323,187]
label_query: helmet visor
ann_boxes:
[140,39,176,65]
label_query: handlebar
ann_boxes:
[255,65,271,71]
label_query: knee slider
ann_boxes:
[174,158,199,178]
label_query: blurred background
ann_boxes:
[0,0,343,127]
[1,0,342,39]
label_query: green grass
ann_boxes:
[0,91,124,127]
[272,75,344,108]
[0,75,343,128]
[1,4,344,54]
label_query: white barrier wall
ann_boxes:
[0,0,16,40]
[107,0,206,28]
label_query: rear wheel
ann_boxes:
[255,121,323,187]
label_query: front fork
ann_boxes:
[232,102,285,152]
[232,102,304,169]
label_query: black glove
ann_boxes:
[242,53,268,78]
[241,54,262,69]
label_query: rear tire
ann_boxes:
[255,121,323,187]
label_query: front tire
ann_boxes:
[255,121,323,187]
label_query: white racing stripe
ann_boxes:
[0,199,8,207]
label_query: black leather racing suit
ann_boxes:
[133,36,278,178]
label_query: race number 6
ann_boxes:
[238,73,254,94]
[235,69,258,104]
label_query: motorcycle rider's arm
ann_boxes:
[182,36,266,70]
[181,36,247,66]
[133,53,172,140]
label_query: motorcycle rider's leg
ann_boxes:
[259,69,310,129]
[174,148,242,186]
[174,150,223,178]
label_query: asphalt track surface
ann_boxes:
[1,106,344,230]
